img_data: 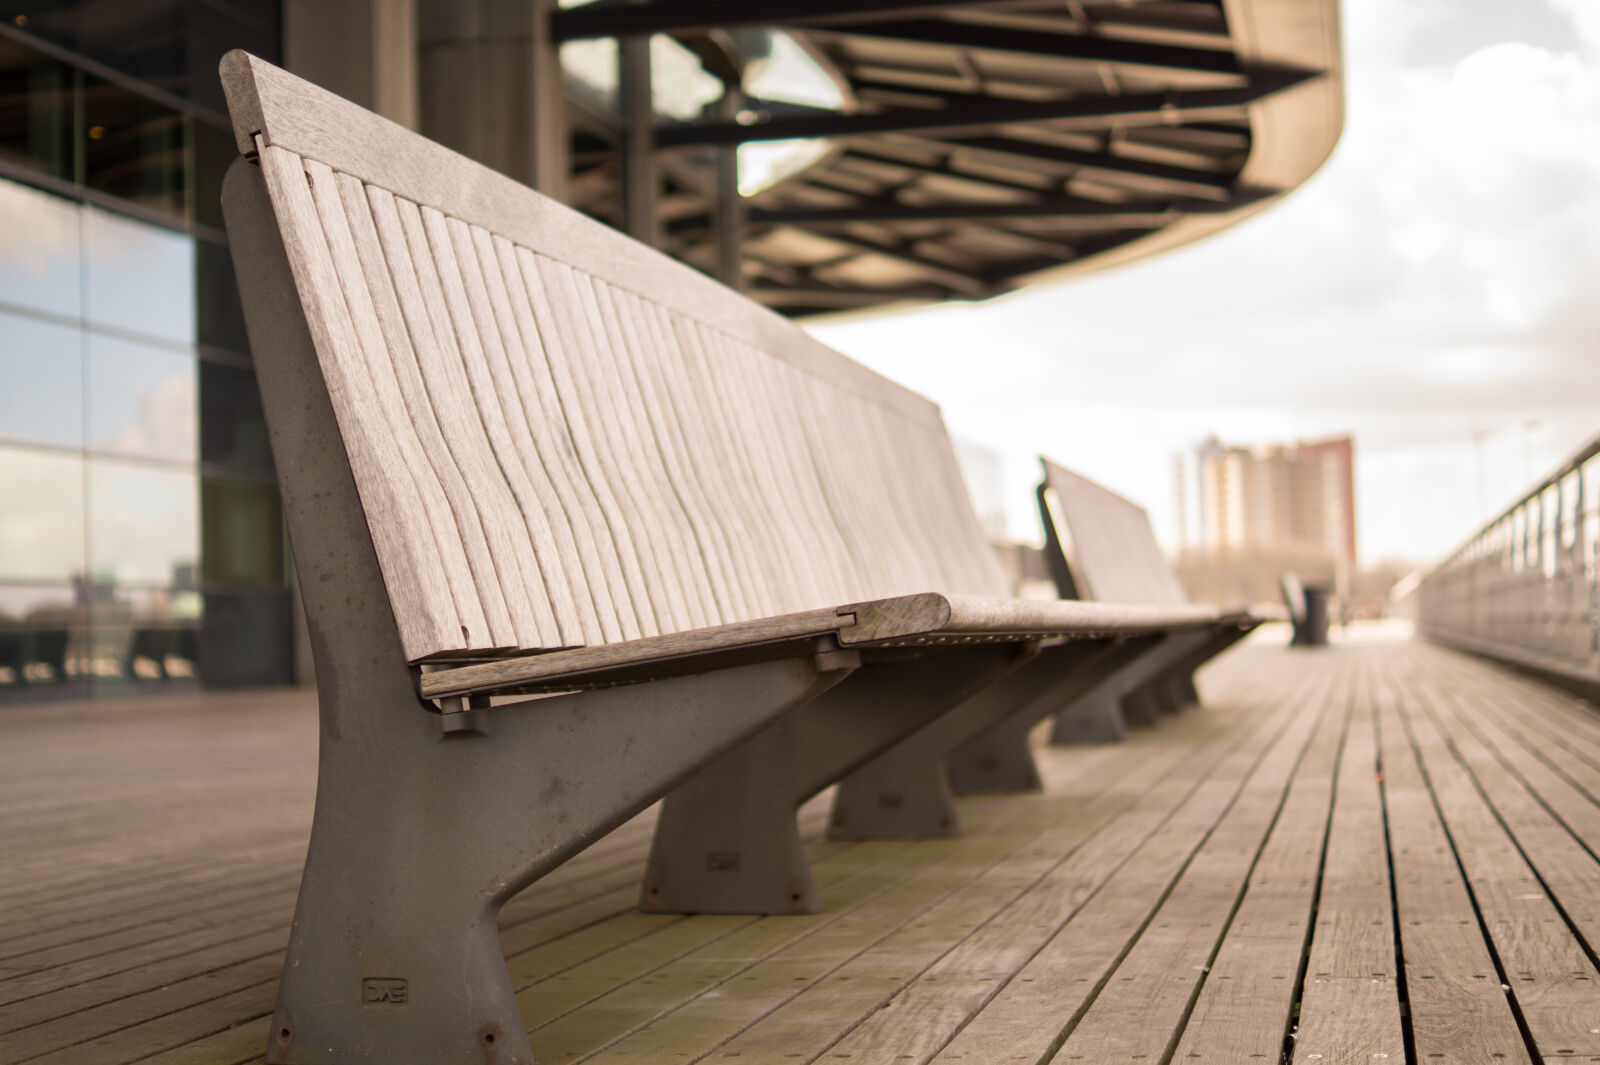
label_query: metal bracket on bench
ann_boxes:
[438,693,492,735]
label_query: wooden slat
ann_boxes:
[222,51,949,433]
[1169,660,1350,1061]
[1293,665,1407,1061]
[1372,674,1529,1062]
[1047,663,1335,1059]
[21,638,1600,1064]
[1400,650,1600,1057]
[257,144,476,658]
[927,656,1324,1062]
[306,161,531,650]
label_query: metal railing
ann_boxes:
[1416,432,1600,683]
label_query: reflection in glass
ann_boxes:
[84,202,195,343]
[0,584,84,686]
[87,458,197,587]
[86,333,197,462]
[0,311,82,450]
[0,445,85,583]
[0,176,81,318]
[82,72,186,220]
[84,584,200,683]
[0,39,74,184]
[202,478,283,586]
[199,362,271,471]
[196,239,249,352]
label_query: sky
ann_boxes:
[806,0,1600,568]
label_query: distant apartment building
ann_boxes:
[1174,435,1357,606]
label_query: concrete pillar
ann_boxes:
[416,0,569,198]
[285,0,418,129]
[620,33,657,244]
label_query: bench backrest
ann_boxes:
[1038,459,1189,607]
[221,53,1008,663]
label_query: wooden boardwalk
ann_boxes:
[5,626,1600,1064]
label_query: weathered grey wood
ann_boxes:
[1048,665,1333,1060]
[21,639,1600,1063]
[1169,662,1347,1061]
[1372,678,1529,1062]
[1396,659,1600,1058]
[1293,668,1406,1062]
[1040,458,1191,606]
[929,657,1321,1062]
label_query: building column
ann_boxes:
[415,0,569,198]
[285,0,418,128]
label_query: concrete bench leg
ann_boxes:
[949,637,1155,791]
[832,637,1148,822]
[944,712,1042,794]
[270,655,847,1065]
[1050,684,1127,743]
[642,644,1023,914]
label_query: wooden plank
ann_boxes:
[0,952,282,1061]
[588,278,723,628]
[926,657,1326,1062]
[540,257,697,633]
[485,231,632,645]
[1371,667,1530,1062]
[793,684,1261,1063]
[608,289,757,622]
[1048,662,1337,1060]
[255,144,474,659]
[1293,663,1406,1062]
[304,159,523,651]
[1168,656,1351,1061]
[570,793,1060,1063]
[1399,648,1600,1057]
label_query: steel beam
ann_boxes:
[655,75,1314,148]
[553,0,1029,41]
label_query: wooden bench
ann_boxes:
[1037,459,1261,742]
[217,52,1224,1065]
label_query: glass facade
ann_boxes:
[0,5,290,701]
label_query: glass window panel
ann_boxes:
[192,121,233,231]
[87,584,200,685]
[0,584,85,687]
[82,74,186,221]
[87,457,197,587]
[196,238,248,352]
[75,0,187,97]
[0,445,85,583]
[83,203,195,343]
[0,38,74,184]
[86,332,196,462]
[0,310,81,449]
[201,478,283,586]
[199,361,271,471]
[0,176,81,318]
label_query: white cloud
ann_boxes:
[808,0,1600,566]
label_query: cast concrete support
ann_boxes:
[642,643,1025,914]
[285,0,418,128]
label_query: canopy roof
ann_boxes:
[554,0,1343,317]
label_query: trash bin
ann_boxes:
[1297,585,1331,647]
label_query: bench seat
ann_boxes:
[421,592,1221,696]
